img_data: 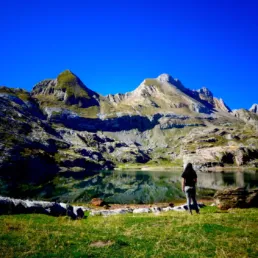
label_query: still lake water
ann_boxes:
[68,169,258,204]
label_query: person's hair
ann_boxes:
[183,163,196,176]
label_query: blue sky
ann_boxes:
[1,0,258,109]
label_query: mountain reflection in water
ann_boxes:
[56,169,258,204]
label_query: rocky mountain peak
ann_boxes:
[57,70,79,86]
[195,87,214,106]
[213,98,231,112]
[249,104,258,114]
[156,73,174,83]
[32,70,99,108]
[197,87,213,98]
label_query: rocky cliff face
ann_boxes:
[232,109,258,128]
[250,104,258,114]
[0,71,258,200]
[213,98,231,112]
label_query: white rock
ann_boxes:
[150,207,161,213]
[161,207,173,212]
[133,208,150,214]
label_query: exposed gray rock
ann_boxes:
[157,73,174,84]
[133,208,151,214]
[196,87,214,105]
[249,104,258,114]
[213,97,231,112]
[106,93,129,104]
[90,208,133,216]
[170,203,205,212]
[183,146,258,169]
[150,206,162,213]
[161,206,173,212]
[0,93,26,106]
[233,109,258,127]
[214,187,258,210]
[90,203,205,216]
[0,196,207,217]
[0,196,85,219]
[32,70,100,108]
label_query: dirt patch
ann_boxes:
[89,240,114,248]
[6,224,21,231]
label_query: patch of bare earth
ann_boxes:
[89,240,114,248]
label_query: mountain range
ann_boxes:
[0,70,257,201]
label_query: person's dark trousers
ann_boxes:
[185,186,199,214]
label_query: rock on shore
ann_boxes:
[214,187,258,210]
[0,196,88,219]
[0,196,205,217]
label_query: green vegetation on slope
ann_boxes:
[56,70,90,99]
[0,207,257,258]
[36,94,99,118]
[0,87,31,102]
[144,79,162,87]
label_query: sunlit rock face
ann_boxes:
[250,104,258,114]
[32,70,100,108]
[156,73,174,84]
[213,97,231,112]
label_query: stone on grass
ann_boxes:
[214,187,258,210]
[90,198,105,207]
[133,208,151,214]
[0,196,85,219]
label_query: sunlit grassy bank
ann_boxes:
[0,207,258,257]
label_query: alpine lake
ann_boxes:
[46,168,258,204]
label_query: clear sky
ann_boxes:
[1,0,258,110]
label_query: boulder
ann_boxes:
[169,203,205,212]
[90,198,105,206]
[214,187,258,210]
[133,208,151,214]
[162,207,173,212]
[0,196,85,219]
[150,207,162,213]
[88,203,205,216]
[90,208,133,216]
[246,189,258,207]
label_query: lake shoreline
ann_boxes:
[115,165,258,172]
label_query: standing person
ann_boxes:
[181,163,199,214]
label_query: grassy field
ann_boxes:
[0,207,258,258]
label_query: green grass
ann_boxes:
[116,159,183,170]
[0,207,257,257]
[146,158,183,167]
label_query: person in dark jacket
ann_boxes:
[181,163,199,214]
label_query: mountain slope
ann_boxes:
[32,70,100,118]
[105,73,230,117]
